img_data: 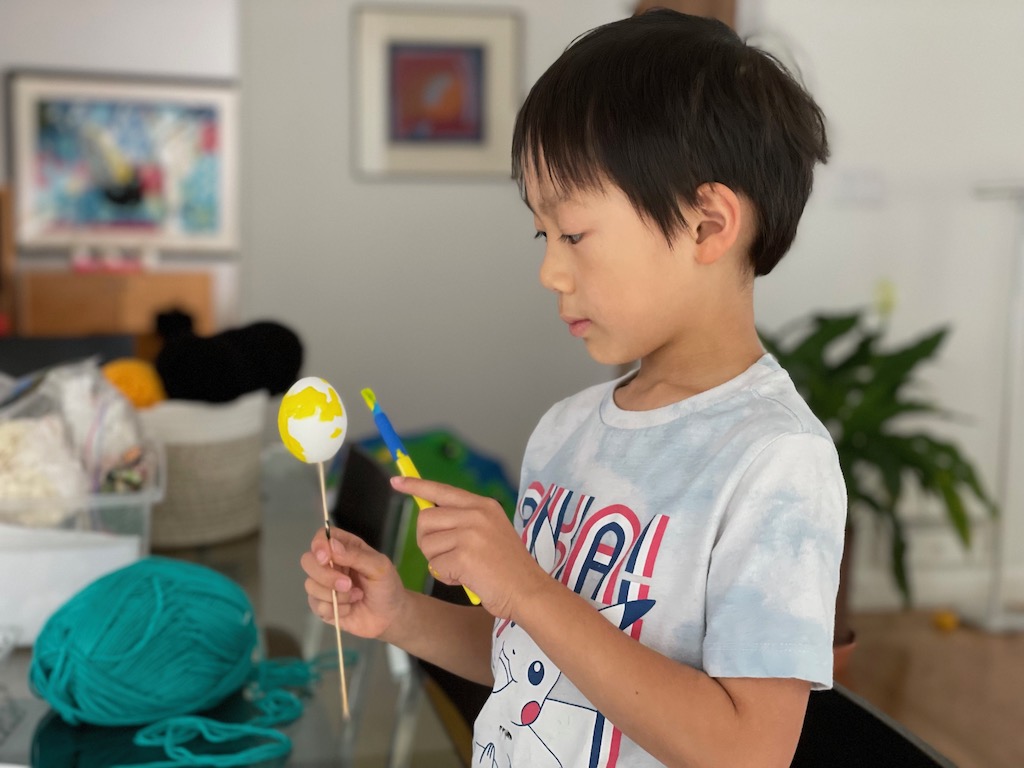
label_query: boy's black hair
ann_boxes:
[512,10,829,276]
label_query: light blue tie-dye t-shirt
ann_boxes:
[472,354,847,768]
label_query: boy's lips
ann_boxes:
[562,316,591,337]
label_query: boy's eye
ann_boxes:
[533,231,582,245]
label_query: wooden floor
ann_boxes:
[841,611,1024,768]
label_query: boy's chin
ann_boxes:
[584,342,636,369]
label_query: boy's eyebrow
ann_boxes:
[523,189,574,216]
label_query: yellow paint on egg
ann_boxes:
[278,407,309,462]
[278,377,348,464]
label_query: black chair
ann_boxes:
[791,685,957,767]
[414,581,491,767]
[328,444,403,557]
[0,334,136,377]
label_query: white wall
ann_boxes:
[746,0,1024,612]
[240,0,621,481]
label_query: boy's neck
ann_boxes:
[614,326,765,412]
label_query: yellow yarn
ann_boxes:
[932,609,960,633]
[102,358,167,409]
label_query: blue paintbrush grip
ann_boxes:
[373,410,406,460]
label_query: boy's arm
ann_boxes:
[381,590,495,686]
[514,573,809,768]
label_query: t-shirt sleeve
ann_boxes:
[703,432,847,690]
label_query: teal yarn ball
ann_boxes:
[30,557,258,727]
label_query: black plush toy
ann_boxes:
[155,310,303,403]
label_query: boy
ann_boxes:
[302,10,845,767]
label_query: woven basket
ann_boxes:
[139,391,267,549]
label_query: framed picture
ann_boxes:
[353,6,521,178]
[6,70,239,251]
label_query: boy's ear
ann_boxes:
[688,183,745,265]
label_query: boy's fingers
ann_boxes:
[300,552,342,590]
[328,532,392,581]
[304,575,334,604]
[308,594,342,624]
[391,475,480,507]
[416,525,461,563]
[309,527,331,562]
[304,565,359,603]
[415,504,483,536]
[309,526,368,566]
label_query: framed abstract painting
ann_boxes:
[5,71,239,251]
[353,6,521,178]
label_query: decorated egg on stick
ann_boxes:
[277,375,351,718]
[278,377,348,464]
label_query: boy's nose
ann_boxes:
[539,246,572,294]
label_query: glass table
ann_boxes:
[0,446,457,767]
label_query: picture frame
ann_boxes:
[353,6,521,179]
[5,70,239,252]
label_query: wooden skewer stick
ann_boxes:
[318,460,350,719]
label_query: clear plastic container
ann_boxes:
[0,440,164,646]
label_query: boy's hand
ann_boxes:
[392,475,549,621]
[300,527,406,640]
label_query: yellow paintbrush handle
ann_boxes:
[395,452,481,605]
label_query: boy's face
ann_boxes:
[525,167,714,368]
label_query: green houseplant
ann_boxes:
[758,305,998,646]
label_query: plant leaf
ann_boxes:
[936,471,971,547]
[888,434,994,541]
[791,314,861,361]
[843,399,941,436]
[881,504,912,606]
[872,328,948,399]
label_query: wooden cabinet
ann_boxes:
[0,188,14,326]
[15,271,215,337]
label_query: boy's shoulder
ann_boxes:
[533,356,832,443]
[739,355,833,441]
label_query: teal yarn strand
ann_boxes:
[30,557,258,727]
[121,720,294,768]
[116,717,291,768]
